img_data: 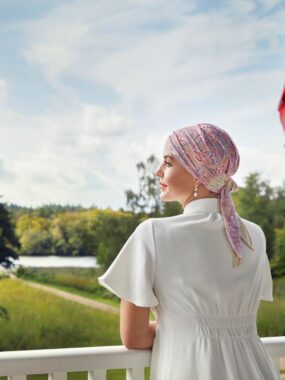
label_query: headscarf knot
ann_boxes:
[207,174,239,193]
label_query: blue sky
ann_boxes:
[0,0,284,210]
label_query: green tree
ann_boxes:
[0,197,20,321]
[16,214,52,256]
[161,201,183,216]
[125,154,164,216]
[271,182,285,229]
[271,226,285,277]
[15,208,100,257]
[235,172,275,259]
[51,211,97,256]
[0,198,20,268]
[95,210,142,270]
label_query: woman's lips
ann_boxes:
[160,183,167,188]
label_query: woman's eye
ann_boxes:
[164,161,171,167]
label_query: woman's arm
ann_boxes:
[120,299,157,349]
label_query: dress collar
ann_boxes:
[183,198,221,214]
[182,197,255,251]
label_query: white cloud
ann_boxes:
[237,144,285,189]
[0,101,137,207]
[259,0,283,12]
[21,0,285,119]
[107,131,168,188]
[82,104,133,136]
[35,103,134,157]
[21,1,99,83]
[225,0,256,14]
[0,79,8,103]
[1,0,285,207]
[23,22,90,84]
[0,158,15,182]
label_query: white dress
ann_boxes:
[98,198,278,380]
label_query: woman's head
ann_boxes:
[155,138,218,207]
[156,123,243,265]
[155,123,240,206]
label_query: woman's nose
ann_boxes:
[155,165,163,177]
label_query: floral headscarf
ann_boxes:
[167,123,252,266]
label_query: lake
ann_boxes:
[6,255,98,268]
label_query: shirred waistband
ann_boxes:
[156,313,258,339]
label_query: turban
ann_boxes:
[167,123,254,266]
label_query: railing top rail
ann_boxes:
[0,345,143,359]
[0,337,284,377]
[0,345,152,376]
[260,336,285,357]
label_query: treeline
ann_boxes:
[1,167,285,277]
[8,208,146,267]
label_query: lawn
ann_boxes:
[0,278,151,380]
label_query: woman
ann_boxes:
[98,123,278,379]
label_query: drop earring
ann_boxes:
[194,182,198,197]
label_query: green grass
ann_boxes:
[274,276,285,298]
[15,267,120,303]
[0,278,121,350]
[14,267,157,319]
[257,276,285,336]
[0,278,151,380]
[257,297,285,336]
[17,276,121,308]
[13,277,156,321]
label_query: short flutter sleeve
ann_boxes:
[97,218,159,307]
[259,228,273,302]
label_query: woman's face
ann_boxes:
[155,139,195,205]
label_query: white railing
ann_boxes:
[0,337,284,380]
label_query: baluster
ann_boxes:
[48,373,67,380]
[126,367,144,380]
[88,369,107,380]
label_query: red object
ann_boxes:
[278,85,285,133]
